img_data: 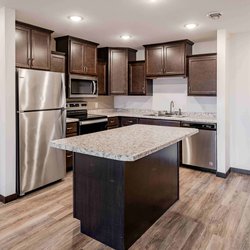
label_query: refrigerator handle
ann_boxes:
[61,109,66,138]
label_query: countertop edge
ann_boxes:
[51,128,198,162]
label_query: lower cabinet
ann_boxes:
[139,118,180,127]
[66,122,78,171]
[107,117,120,129]
[120,117,138,127]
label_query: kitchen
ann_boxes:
[0,0,250,249]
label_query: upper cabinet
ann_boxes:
[188,53,217,96]
[98,48,137,95]
[51,51,65,73]
[16,21,53,70]
[55,36,99,76]
[97,61,107,95]
[144,40,194,77]
[129,61,152,96]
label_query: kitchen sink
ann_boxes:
[143,113,187,118]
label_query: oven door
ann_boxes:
[79,118,108,135]
[69,75,98,98]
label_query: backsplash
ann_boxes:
[85,96,114,109]
[114,77,217,113]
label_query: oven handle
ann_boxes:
[80,118,108,126]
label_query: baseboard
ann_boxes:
[182,164,216,174]
[0,193,18,204]
[231,168,250,175]
[216,168,231,178]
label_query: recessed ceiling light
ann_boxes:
[184,23,198,30]
[120,35,132,40]
[207,12,223,20]
[68,16,83,22]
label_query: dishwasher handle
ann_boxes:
[181,122,217,130]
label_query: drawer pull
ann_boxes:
[67,127,73,130]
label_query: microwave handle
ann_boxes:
[93,81,97,94]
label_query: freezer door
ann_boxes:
[18,109,66,195]
[17,68,65,111]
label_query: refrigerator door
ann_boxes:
[18,109,66,195]
[17,68,65,111]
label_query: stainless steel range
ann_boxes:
[66,102,108,134]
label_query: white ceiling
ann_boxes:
[1,0,250,49]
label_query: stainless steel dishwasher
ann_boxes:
[181,122,217,171]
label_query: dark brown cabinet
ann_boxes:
[51,51,65,73]
[120,117,138,127]
[129,61,153,96]
[107,117,120,129]
[66,122,78,171]
[188,53,217,96]
[16,21,53,70]
[139,118,181,127]
[98,47,137,95]
[97,61,107,95]
[144,40,193,77]
[55,36,99,76]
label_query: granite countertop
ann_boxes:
[51,124,198,162]
[88,109,217,124]
[66,118,79,123]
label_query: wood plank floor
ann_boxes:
[0,167,250,250]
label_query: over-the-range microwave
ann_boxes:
[68,74,98,98]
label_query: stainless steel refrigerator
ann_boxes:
[16,68,66,195]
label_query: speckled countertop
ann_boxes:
[51,124,198,162]
[88,109,217,124]
[66,118,79,123]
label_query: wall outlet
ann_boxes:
[95,102,98,109]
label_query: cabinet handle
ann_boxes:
[66,155,73,158]
[67,127,73,130]
[30,58,34,67]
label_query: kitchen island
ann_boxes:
[51,125,198,250]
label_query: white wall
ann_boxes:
[228,32,250,171]
[114,41,217,112]
[217,30,231,174]
[0,7,16,197]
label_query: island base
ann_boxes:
[73,143,180,250]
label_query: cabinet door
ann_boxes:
[110,49,128,95]
[145,46,164,76]
[164,43,185,75]
[31,30,51,70]
[129,62,146,95]
[16,26,31,68]
[70,41,84,74]
[188,54,217,96]
[84,44,97,75]
[97,62,107,95]
[51,54,65,73]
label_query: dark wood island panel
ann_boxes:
[73,143,179,250]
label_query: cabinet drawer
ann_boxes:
[66,151,73,171]
[120,117,138,127]
[108,117,119,127]
[139,118,180,127]
[66,122,78,135]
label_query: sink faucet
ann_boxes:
[170,101,175,114]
